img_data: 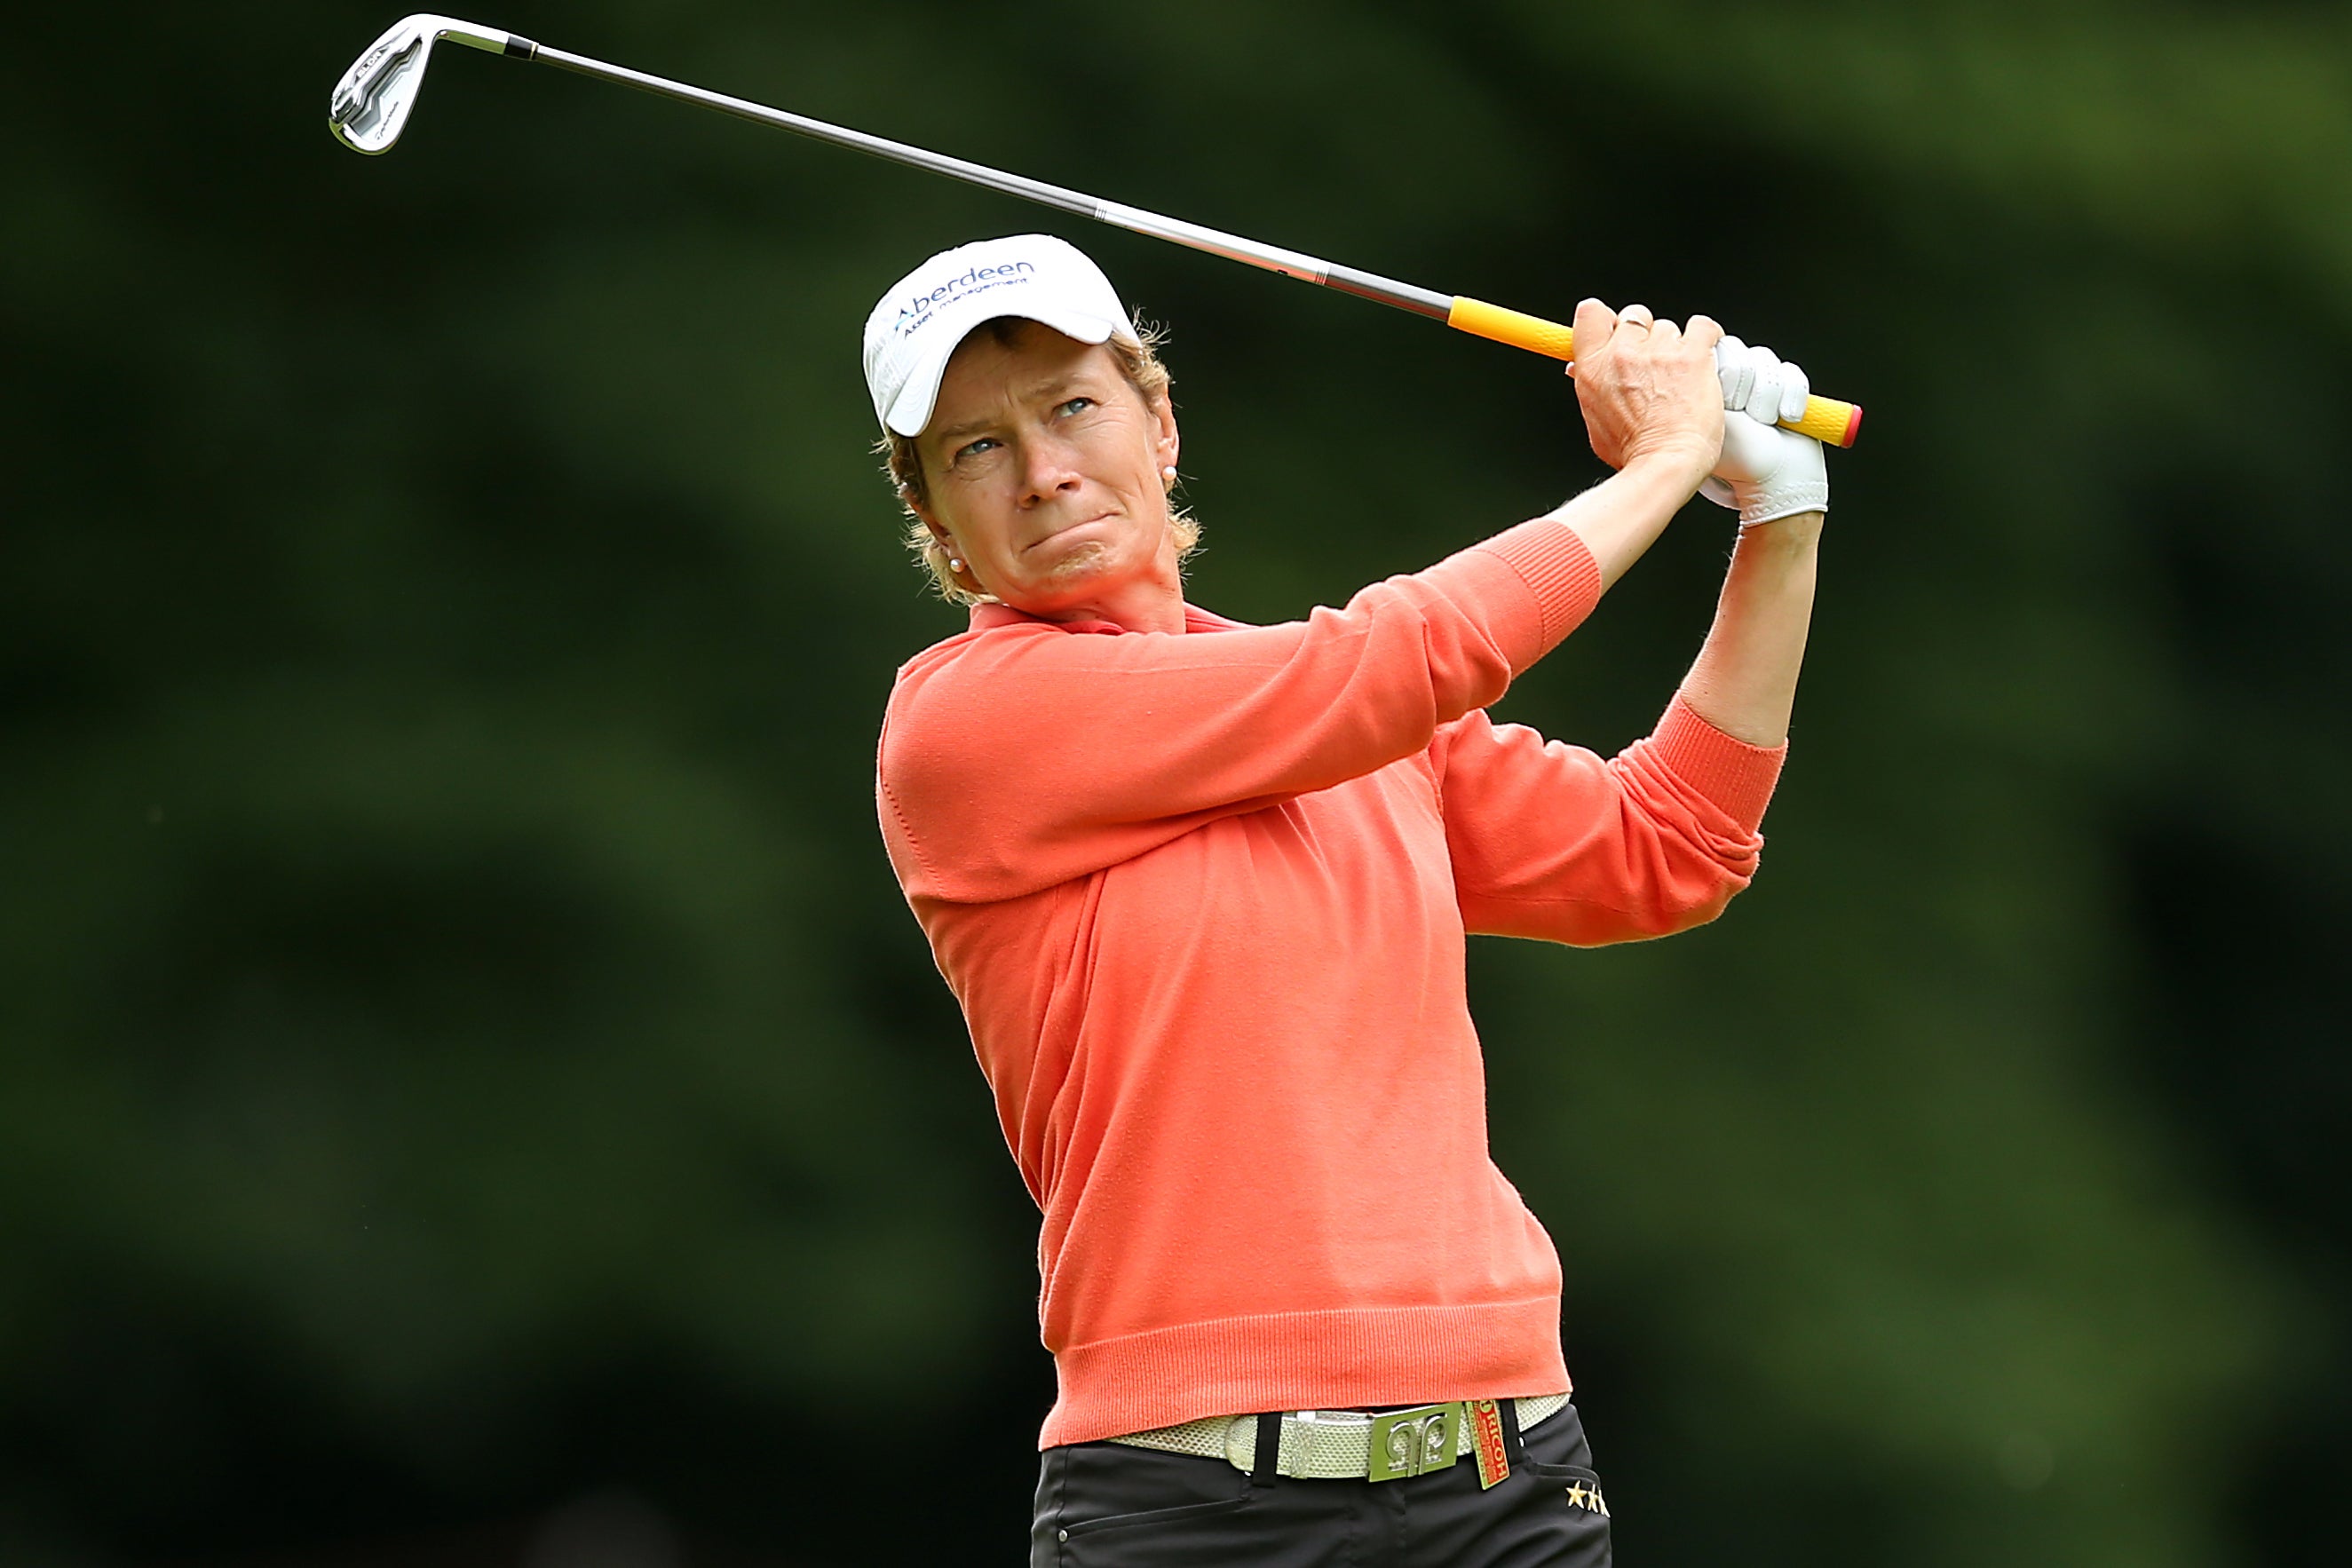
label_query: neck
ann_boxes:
[1038,572,1187,635]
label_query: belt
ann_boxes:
[1107,1393,1570,1482]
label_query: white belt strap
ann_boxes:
[1109,1392,1570,1480]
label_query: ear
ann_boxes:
[1151,392,1180,476]
[914,505,967,571]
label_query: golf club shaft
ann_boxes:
[480,31,1865,447]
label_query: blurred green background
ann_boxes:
[5,0,2348,1562]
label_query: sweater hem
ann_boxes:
[1038,1297,1571,1448]
[1648,695,1787,833]
[1474,521,1604,655]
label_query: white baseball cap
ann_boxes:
[862,234,1140,437]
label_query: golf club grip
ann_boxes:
[1445,297,1864,448]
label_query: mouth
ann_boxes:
[1023,511,1116,556]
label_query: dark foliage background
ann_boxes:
[5,1,2348,1563]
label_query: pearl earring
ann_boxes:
[948,556,965,574]
[1161,465,1177,483]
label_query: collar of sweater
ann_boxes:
[967,601,1248,637]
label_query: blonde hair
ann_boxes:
[875,318,1200,606]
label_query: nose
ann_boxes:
[1015,432,1083,509]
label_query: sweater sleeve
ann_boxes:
[1432,693,1788,946]
[880,519,1602,903]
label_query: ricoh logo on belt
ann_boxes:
[894,259,1038,336]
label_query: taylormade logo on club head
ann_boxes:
[893,262,1038,338]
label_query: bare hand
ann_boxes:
[1570,300,1725,484]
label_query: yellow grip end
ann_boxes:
[1445,296,1865,448]
[1791,395,1863,449]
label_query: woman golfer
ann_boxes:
[866,234,1828,1567]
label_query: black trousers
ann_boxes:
[1031,1400,1612,1567]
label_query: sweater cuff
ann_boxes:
[1648,694,1787,835]
[1472,519,1604,655]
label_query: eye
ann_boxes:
[954,435,1000,463]
[1057,396,1096,417]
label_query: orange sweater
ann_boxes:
[877,517,1785,1448]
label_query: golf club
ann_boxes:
[329,14,1863,447]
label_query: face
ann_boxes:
[909,321,1181,623]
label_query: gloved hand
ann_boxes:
[1702,337,1830,527]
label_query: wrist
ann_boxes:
[1550,443,1709,593]
[1737,509,1825,549]
[1620,440,1715,493]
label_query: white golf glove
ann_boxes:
[1703,337,1830,527]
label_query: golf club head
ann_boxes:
[329,14,517,154]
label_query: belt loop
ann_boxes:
[1249,1412,1281,1484]
[1498,1396,1528,1464]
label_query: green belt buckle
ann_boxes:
[1366,1402,1461,1483]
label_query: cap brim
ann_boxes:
[883,304,1135,438]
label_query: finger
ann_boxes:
[1778,360,1811,424]
[1572,297,1618,359]
[1684,313,1725,351]
[1715,336,1754,408]
[1618,303,1653,331]
[1650,315,1682,345]
[1748,344,1785,423]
